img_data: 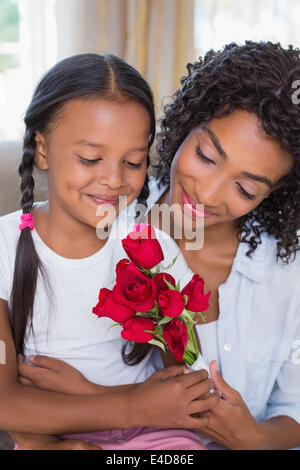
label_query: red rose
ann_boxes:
[154,273,176,294]
[116,259,130,275]
[121,317,155,343]
[158,290,185,317]
[113,261,157,312]
[163,318,188,362]
[181,274,211,312]
[122,224,164,269]
[92,288,111,317]
[92,287,135,322]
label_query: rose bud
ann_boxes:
[92,288,135,322]
[113,261,157,312]
[158,290,185,317]
[122,224,164,269]
[121,317,155,343]
[163,318,188,362]
[154,273,176,294]
[181,274,211,312]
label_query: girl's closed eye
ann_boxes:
[78,155,143,169]
[195,145,257,200]
[78,156,102,165]
[125,160,143,169]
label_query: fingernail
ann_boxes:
[29,355,35,362]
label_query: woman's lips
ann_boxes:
[181,188,217,218]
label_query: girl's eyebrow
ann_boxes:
[200,125,275,189]
[75,139,148,152]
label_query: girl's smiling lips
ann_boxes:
[181,187,218,218]
[86,194,121,206]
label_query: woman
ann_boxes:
[13,41,300,449]
[148,40,300,449]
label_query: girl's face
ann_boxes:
[170,109,293,229]
[35,98,151,228]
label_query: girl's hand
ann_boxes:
[196,361,262,450]
[12,432,101,450]
[18,354,96,395]
[127,365,220,430]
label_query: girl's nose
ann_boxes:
[99,162,125,190]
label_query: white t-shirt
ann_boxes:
[0,184,192,387]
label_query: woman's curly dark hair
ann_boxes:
[155,40,300,264]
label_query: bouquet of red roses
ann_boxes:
[92,224,211,368]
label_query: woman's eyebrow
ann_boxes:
[201,125,274,188]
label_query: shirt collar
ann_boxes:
[232,230,274,283]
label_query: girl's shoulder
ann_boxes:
[0,208,23,245]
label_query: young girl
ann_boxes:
[0,53,217,450]
[17,41,300,450]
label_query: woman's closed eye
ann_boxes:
[195,145,257,200]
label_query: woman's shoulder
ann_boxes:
[240,229,300,288]
[147,176,168,208]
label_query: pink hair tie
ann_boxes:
[19,212,35,231]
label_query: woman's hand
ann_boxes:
[18,354,97,395]
[127,365,220,430]
[196,361,262,450]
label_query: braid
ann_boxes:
[135,155,150,222]
[10,130,48,354]
[19,129,35,213]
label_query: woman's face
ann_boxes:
[34,97,150,229]
[170,109,293,229]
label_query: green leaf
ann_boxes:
[163,277,176,291]
[176,280,181,291]
[158,315,173,326]
[106,322,121,330]
[160,252,180,270]
[148,339,166,352]
[149,266,158,275]
[185,340,198,355]
[183,295,188,305]
[135,312,156,319]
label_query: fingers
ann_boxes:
[18,376,34,387]
[188,391,220,415]
[187,378,215,401]
[185,414,210,430]
[210,360,238,401]
[177,368,209,388]
[155,364,189,379]
[27,355,63,372]
[17,359,53,388]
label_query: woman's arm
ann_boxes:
[255,416,300,450]
[0,299,216,434]
[195,361,300,450]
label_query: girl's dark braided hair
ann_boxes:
[155,40,300,264]
[11,53,156,355]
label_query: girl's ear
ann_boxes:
[34,131,48,170]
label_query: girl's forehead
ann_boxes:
[48,98,151,142]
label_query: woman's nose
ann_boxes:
[195,176,224,207]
